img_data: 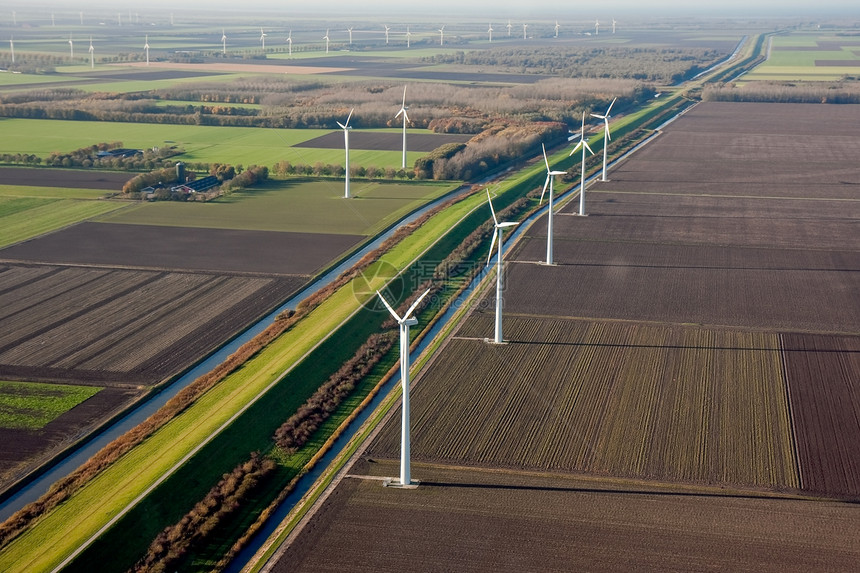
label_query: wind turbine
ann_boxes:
[117,12,122,26]
[488,23,493,43]
[506,19,512,37]
[347,27,353,45]
[144,34,150,65]
[260,27,267,50]
[286,30,292,55]
[80,12,83,25]
[540,144,566,266]
[384,24,390,44]
[377,287,430,489]
[396,86,409,169]
[337,109,354,199]
[9,36,13,64]
[405,26,411,48]
[323,29,330,54]
[438,25,444,46]
[554,20,560,38]
[522,23,528,40]
[221,29,226,54]
[612,18,617,34]
[590,97,616,182]
[569,112,594,216]
[69,34,74,59]
[486,189,519,344]
[88,36,94,69]
[595,19,600,36]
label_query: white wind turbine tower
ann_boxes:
[486,189,519,344]
[9,37,14,64]
[540,144,565,266]
[52,13,55,27]
[487,23,493,43]
[506,19,512,37]
[144,34,150,65]
[69,35,74,59]
[554,21,560,38]
[323,29,330,54]
[590,97,616,181]
[384,24,390,44]
[80,12,83,25]
[522,23,528,40]
[406,26,411,48]
[337,108,354,199]
[347,27,353,45]
[117,13,122,26]
[88,36,94,69]
[438,25,444,46]
[595,19,600,35]
[377,287,431,489]
[221,29,226,54]
[260,27,267,50]
[12,11,16,26]
[570,112,594,217]
[612,18,617,34]
[286,30,292,55]
[396,86,409,169]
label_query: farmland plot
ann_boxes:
[370,315,798,490]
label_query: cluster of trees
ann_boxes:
[222,164,268,192]
[423,46,726,83]
[131,453,276,573]
[703,81,860,104]
[274,331,396,453]
[0,139,182,171]
[271,160,416,180]
[0,52,63,74]
[122,167,182,195]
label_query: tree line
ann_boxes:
[703,81,860,104]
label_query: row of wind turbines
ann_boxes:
[379,97,616,487]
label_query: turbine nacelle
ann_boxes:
[486,189,519,266]
[337,108,354,130]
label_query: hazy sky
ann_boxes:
[23,1,860,16]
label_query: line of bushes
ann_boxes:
[130,453,277,573]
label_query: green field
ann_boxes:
[744,32,860,81]
[96,179,457,235]
[0,381,102,430]
[0,196,127,248]
[0,185,111,200]
[0,119,428,168]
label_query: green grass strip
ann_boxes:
[0,199,127,248]
[0,382,102,431]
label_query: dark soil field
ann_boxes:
[0,222,362,276]
[294,131,472,152]
[271,102,860,571]
[0,167,131,191]
[275,461,860,573]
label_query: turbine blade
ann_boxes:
[605,121,612,141]
[542,143,551,172]
[570,141,583,156]
[486,189,499,226]
[606,97,616,115]
[376,290,402,322]
[590,113,604,120]
[540,175,550,204]
[395,108,404,119]
[402,85,407,107]
[402,109,409,122]
[499,221,518,228]
[583,141,594,154]
[345,108,354,127]
[404,288,432,319]
[487,229,498,266]
[336,122,346,129]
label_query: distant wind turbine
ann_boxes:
[595,19,600,35]
[395,86,410,169]
[590,97,616,181]
[569,112,594,216]
[347,27,353,45]
[69,34,74,58]
[323,29,330,53]
[338,108,354,198]
[523,23,528,40]
[612,18,617,34]
[540,144,566,265]
[438,25,445,46]
[286,30,292,55]
[144,34,150,65]
[486,189,519,344]
[260,27,267,50]
[405,26,411,48]
[377,287,431,489]
[88,36,94,69]
[221,29,226,54]
[488,23,493,43]
[554,20,560,38]
[384,24,390,44]
[9,36,14,64]
[506,19,512,37]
